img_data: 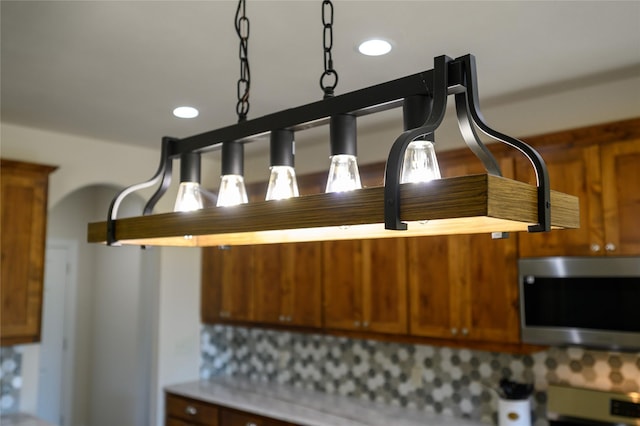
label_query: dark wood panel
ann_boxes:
[166,394,218,426]
[1,159,56,346]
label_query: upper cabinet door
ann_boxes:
[516,144,602,257]
[253,244,288,325]
[455,233,520,343]
[599,139,640,255]
[222,245,255,321]
[253,242,323,327]
[202,245,255,323]
[407,235,458,339]
[1,159,56,346]
[322,239,363,330]
[201,247,222,324]
[361,238,408,334]
[286,242,323,328]
[322,238,408,334]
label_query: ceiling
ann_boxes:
[2,1,640,155]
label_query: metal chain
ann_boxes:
[235,0,250,122]
[320,0,338,98]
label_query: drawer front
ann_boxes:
[167,418,199,426]
[166,393,219,426]
[220,408,292,426]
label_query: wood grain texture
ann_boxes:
[219,406,294,426]
[88,175,579,247]
[252,242,323,328]
[165,393,218,426]
[600,139,640,255]
[1,159,57,346]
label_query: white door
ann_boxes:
[37,244,70,425]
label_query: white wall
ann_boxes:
[153,247,202,426]
[88,187,147,426]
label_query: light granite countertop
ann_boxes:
[166,377,486,426]
[0,413,57,426]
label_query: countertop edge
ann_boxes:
[165,377,487,426]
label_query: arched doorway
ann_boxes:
[35,184,159,426]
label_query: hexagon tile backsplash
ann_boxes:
[0,347,22,414]
[200,325,640,426]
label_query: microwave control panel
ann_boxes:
[611,399,640,419]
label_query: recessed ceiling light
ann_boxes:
[358,39,392,56]
[173,106,199,119]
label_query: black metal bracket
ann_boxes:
[384,55,451,231]
[457,54,550,232]
[383,54,551,233]
[106,136,178,246]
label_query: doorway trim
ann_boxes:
[33,239,78,426]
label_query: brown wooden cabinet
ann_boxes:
[202,242,323,328]
[1,159,56,346]
[219,407,293,426]
[598,139,640,255]
[201,245,255,324]
[321,164,407,335]
[253,242,323,328]
[408,156,520,344]
[166,394,219,426]
[517,138,640,257]
[165,393,295,426]
[406,235,456,340]
[322,238,407,334]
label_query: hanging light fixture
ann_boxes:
[266,129,299,201]
[89,51,580,247]
[217,141,248,207]
[319,1,362,194]
[216,0,250,207]
[174,152,204,212]
[325,114,361,192]
[399,95,441,184]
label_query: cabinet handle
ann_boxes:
[590,243,601,253]
[287,316,293,322]
[461,328,469,336]
[279,315,285,322]
[451,328,458,335]
[605,243,616,252]
[246,423,257,426]
[353,321,360,327]
[362,321,369,328]
[185,405,198,415]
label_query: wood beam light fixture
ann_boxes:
[87,54,580,247]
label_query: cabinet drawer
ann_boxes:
[220,407,291,426]
[167,418,199,426]
[166,393,218,426]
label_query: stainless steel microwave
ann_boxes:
[518,257,640,351]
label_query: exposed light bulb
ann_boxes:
[216,174,248,207]
[266,129,299,201]
[325,154,362,193]
[174,182,204,212]
[400,139,441,184]
[326,115,361,193]
[266,166,299,201]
